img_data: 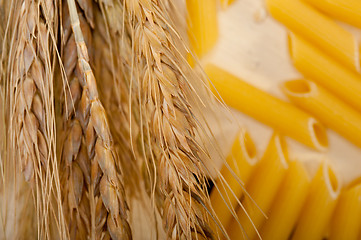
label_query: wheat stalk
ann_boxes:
[92,1,140,194]
[120,0,218,238]
[92,3,175,238]
[3,0,67,238]
[60,0,132,238]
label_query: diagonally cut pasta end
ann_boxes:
[239,130,258,166]
[274,134,289,168]
[309,119,328,151]
[281,78,329,151]
[281,79,315,98]
[288,33,296,61]
[323,163,341,199]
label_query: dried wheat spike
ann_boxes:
[123,0,216,238]
[6,0,66,238]
[60,0,132,239]
[92,2,139,193]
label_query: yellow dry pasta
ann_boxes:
[329,178,361,240]
[266,0,360,72]
[211,130,258,237]
[186,0,218,57]
[227,134,289,240]
[292,161,341,240]
[289,34,361,112]
[220,0,236,9]
[205,63,328,151]
[282,79,361,148]
[259,161,310,240]
[303,0,361,29]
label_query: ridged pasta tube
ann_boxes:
[289,34,361,112]
[211,129,258,236]
[303,0,361,29]
[266,0,360,71]
[282,79,361,148]
[186,0,218,57]
[205,63,328,151]
[259,161,310,240]
[330,178,361,240]
[227,134,289,240]
[292,161,341,240]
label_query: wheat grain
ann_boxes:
[60,0,132,238]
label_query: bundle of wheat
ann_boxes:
[0,0,233,239]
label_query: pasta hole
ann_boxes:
[327,167,339,193]
[283,79,311,94]
[244,132,256,159]
[275,135,289,167]
[312,122,328,148]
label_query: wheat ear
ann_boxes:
[60,0,132,238]
[4,0,67,238]
[92,1,140,194]
[1,15,37,237]
[122,0,216,238]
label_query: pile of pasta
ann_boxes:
[187,0,361,239]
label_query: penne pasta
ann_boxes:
[259,161,310,240]
[289,34,361,112]
[220,0,236,9]
[266,0,360,71]
[227,134,289,240]
[292,161,341,240]
[205,63,328,151]
[211,130,258,237]
[282,79,361,148]
[186,0,218,57]
[329,178,361,240]
[303,0,361,29]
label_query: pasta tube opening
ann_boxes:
[205,63,329,151]
[210,129,258,237]
[243,131,257,163]
[259,161,310,240]
[310,121,328,151]
[326,165,340,199]
[227,134,289,240]
[282,79,312,95]
[281,79,328,149]
[230,130,258,178]
[283,78,361,148]
[330,177,361,240]
[275,134,288,168]
[292,162,340,240]
[288,34,361,112]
